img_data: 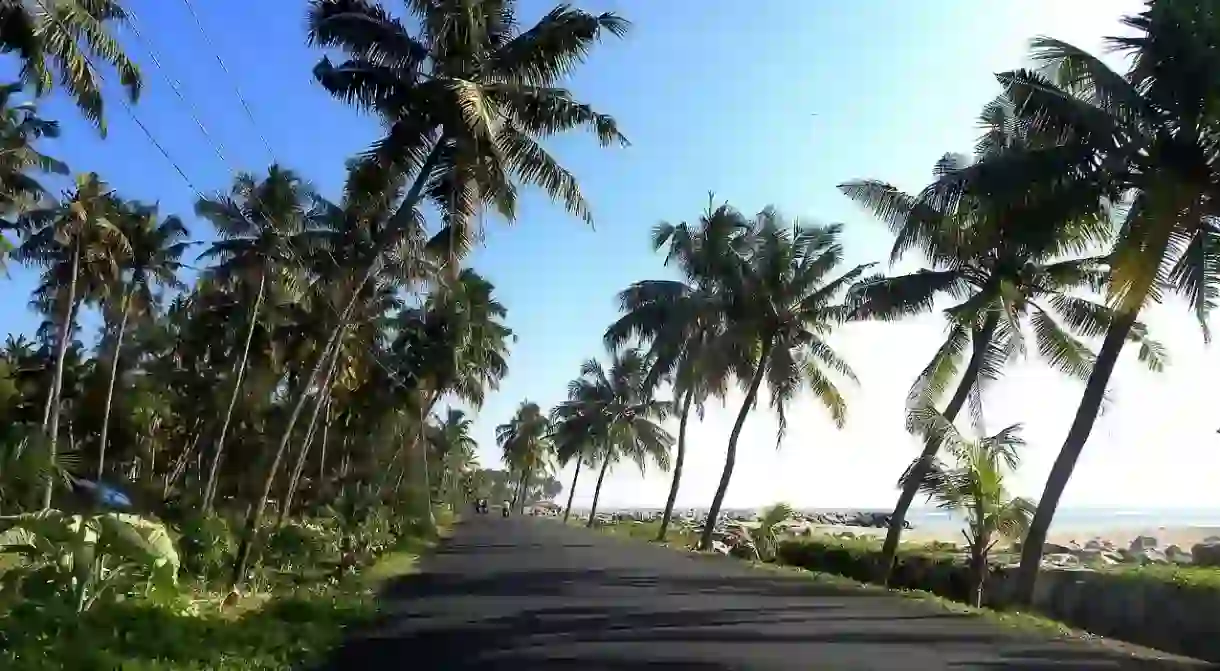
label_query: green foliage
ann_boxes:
[0,510,180,612]
[262,520,341,572]
[0,586,375,670]
[775,538,982,605]
[176,514,236,581]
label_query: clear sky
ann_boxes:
[6,0,1216,511]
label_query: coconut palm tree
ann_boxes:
[426,407,478,504]
[14,172,127,508]
[553,349,673,528]
[94,202,189,481]
[699,210,871,551]
[604,199,742,541]
[285,0,631,455]
[837,96,1166,584]
[904,406,1035,608]
[195,165,313,512]
[496,400,552,513]
[944,3,1220,604]
[0,0,141,129]
[0,82,65,219]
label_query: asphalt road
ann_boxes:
[321,514,1213,670]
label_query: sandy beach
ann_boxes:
[799,523,1220,550]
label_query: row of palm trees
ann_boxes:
[0,0,631,590]
[544,0,1214,608]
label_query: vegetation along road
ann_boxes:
[320,516,1210,670]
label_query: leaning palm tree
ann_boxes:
[94,201,189,481]
[496,401,553,513]
[904,406,1035,608]
[837,95,1165,585]
[605,197,741,541]
[281,0,631,456]
[555,349,674,528]
[0,0,141,129]
[14,172,127,508]
[699,210,871,551]
[195,165,313,512]
[947,2,1220,604]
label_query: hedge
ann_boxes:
[774,538,1006,606]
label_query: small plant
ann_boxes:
[904,406,1035,607]
[176,513,235,581]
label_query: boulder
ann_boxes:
[1043,553,1082,568]
[1166,544,1193,564]
[1129,535,1158,552]
[1191,542,1220,567]
[1042,542,1073,555]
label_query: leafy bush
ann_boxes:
[0,588,375,670]
[262,520,341,572]
[775,538,986,604]
[176,513,236,581]
[0,510,180,612]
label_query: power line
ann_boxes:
[174,0,276,162]
[26,0,420,397]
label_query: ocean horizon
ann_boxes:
[566,505,1220,532]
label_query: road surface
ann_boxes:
[321,514,1212,670]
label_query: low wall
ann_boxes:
[776,539,1220,661]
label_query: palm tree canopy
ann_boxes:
[0,0,142,130]
[551,348,673,475]
[306,0,630,255]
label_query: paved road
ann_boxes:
[322,515,1212,670]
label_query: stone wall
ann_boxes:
[988,568,1220,661]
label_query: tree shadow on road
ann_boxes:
[315,566,1210,670]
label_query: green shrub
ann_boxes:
[176,514,235,581]
[775,538,991,605]
[262,520,340,571]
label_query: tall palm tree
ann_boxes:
[837,99,1166,584]
[0,0,141,129]
[283,0,631,456]
[426,407,478,504]
[195,165,313,512]
[95,202,189,481]
[14,172,127,508]
[496,400,552,513]
[699,210,871,551]
[552,349,673,527]
[604,198,741,541]
[944,2,1220,604]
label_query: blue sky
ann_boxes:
[8,0,1216,510]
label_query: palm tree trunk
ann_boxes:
[318,398,332,485]
[700,340,773,551]
[165,423,204,497]
[876,315,999,584]
[42,239,81,510]
[657,388,693,542]
[1013,309,1138,606]
[203,273,265,512]
[585,456,611,527]
[417,396,437,528]
[278,343,343,527]
[228,334,343,592]
[269,141,447,457]
[96,286,133,482]
[969,545,987,608]
[562,453,583,524]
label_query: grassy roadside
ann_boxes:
[0,517,453,671]
[581,520,1206,667]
